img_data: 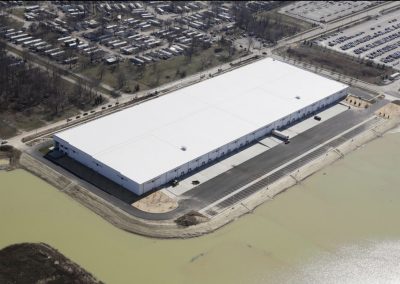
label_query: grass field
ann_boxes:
[1,14,24,30]
[0,104,83,139]
[78,44,244,93]
[0,118,17,139]
[10,8,25,20]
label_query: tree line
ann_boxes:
[232,2,300,43]
[0,42,103,119]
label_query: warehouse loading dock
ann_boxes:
[54,58,348,196]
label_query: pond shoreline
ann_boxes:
[18,116,400,239]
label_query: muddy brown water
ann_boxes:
[1,132,400,284]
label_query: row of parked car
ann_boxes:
[380,50,400,63]
[354,31,400,55]
[327,31,364,47]
[340,23,400,51]
[366,40,400,59]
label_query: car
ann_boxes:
[314,115,322,121]
[1,140,8,145]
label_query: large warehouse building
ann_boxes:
[54,58,348,195]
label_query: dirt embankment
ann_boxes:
[0,243,103,284]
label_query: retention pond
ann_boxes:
[1,132,400,283]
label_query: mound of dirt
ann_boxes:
[175,211,209,227]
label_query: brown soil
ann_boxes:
[132,191,178,213]
[0,243,103,284]
[375,102,400,118]
[344,95,372,109]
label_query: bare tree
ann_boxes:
[247,36,254,51]
[200,56,208,70]
[185,39,196,63]
[117,69,126,89]
[97,64,106,80]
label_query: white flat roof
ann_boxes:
[55,58,347,184]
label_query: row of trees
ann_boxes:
[232,2,300,43]
[0,42,103,119]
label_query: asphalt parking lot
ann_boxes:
[183,99,385,218]
[316,10,400,70]
[163,103,349,198]
[280,1,382,23]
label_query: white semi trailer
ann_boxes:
[272,129,289,142]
